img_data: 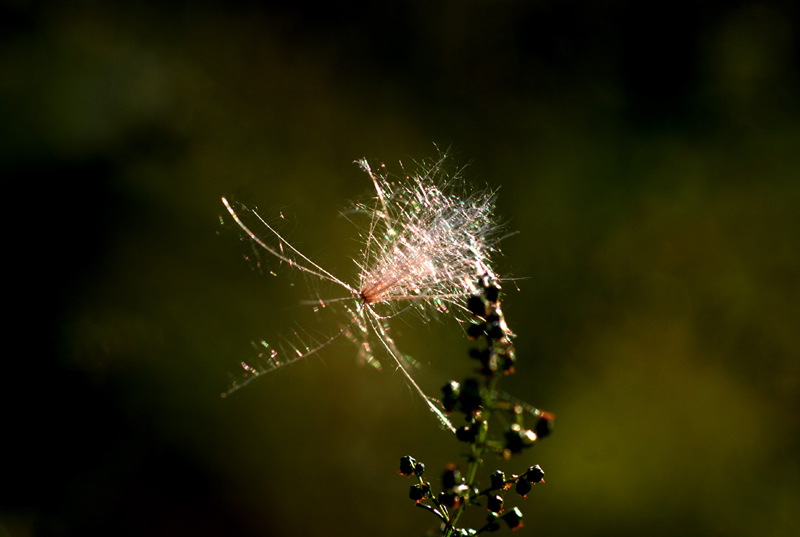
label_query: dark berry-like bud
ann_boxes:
[487,494,504,513]
[504,424,536,454]
[487,322,504,340]
[399,456,416,476]
[502,507,524,530]
[414,461,425,477]
[515,478,532,497]
[485,284,500,303]
[535,412,555,439]
[484,512,502,532]
[456,425,477,443]
[439,491,459,509]
[490,470,506,490]
[467,295,486,317]
[459,378,483,414]
[524,464,545,484]
[442,380,460,397]
[467,323,486,339]
[441,465,463,490]
[409,483,429,501]
[441,381,460,412]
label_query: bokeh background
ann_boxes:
[3,1,799,536]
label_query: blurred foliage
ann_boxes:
[2,1,799,536]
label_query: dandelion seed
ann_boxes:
[222,152,506,430]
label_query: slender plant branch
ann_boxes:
[399,274,553,535]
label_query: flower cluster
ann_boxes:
[398,275,553,535]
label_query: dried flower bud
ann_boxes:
[487,494,504,513]
[439,491,460,509]
[414,461,425,477]
[468,295,487,317]
[504,424,537,454]
[409,483,429,501]
[486,322,504,341]
[484,284,500,303]
[441,381,461,412]
[458,378,483,414]
[399,456,417,476]
[483,512,502,532]
[490,470,506,490]
[441,465,463,490]
[524,464,545,484]
[502,507,524,530]
[535,412,555,438]
[515,478,532,497]
[468,322,486,339]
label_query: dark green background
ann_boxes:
[3,1,799,536]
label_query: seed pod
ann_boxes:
[502,507,524,530]
[399,456,417,476]
[524,464,545,484]
[487,494,504,513]
[515,478,532,497]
